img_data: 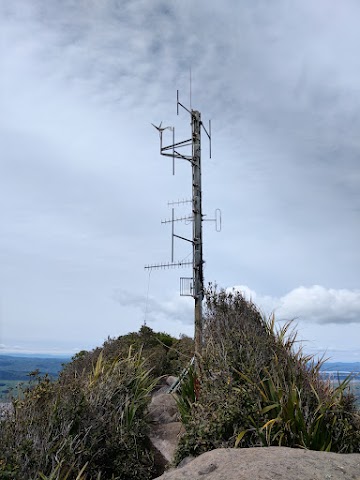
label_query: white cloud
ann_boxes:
[115,289,194,327]
[277,285,360,324]
[231,285,360,325]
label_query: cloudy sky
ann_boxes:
[1,0,359,361]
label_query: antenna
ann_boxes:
[190,67,192,110]
[146,91,220,362]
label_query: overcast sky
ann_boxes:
[1,0,359,361]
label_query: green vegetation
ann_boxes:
[0,350,156,479]
[0,290,359,479]
[176,287,360,462]
[0,327,193,479]
[60,326,193,383]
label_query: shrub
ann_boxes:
[0,349,157,480]
[61,327,192,383]
[176,286,360,462]
[0,326,194,479]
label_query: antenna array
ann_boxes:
[146,91,221,359]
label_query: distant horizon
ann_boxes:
[0,341,100,358]
[0,330,359,364]
[0,351,72,359]
[0,350,359,367]
[0,346,81,358]
[1,342,358,364]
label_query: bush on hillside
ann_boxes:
[61,326,193,383]
[0,326,194,479]
[176,286,360,461]
[0,349,156,480]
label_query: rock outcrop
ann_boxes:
[154,447,360,480]
[148,375,360,479]
[148,377,184,473]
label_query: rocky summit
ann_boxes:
[154,446,360,480]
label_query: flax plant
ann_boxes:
[235,365,355,451]
[0,348,157,480]
[176,286,360,462]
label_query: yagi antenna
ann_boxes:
[146,91,220,362]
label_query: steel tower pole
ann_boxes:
[192,110,204,359]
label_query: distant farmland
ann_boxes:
[0,355,70,401]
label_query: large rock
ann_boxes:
[154,447,360,480]
[153,376,178,395]
[148,393,179,424]
[148,392,183,473]
[166,376,179,388]
[149,422,185,464]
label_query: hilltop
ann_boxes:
[0,288,359,479]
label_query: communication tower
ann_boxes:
[145,91,220,361]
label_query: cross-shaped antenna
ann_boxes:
[151,122,176,174]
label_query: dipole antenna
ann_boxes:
[146,91,220,362]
